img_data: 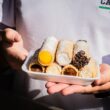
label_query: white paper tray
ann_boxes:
[22,50,100,86]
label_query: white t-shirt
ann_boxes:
[15,0,110,63]
[1,0,110,109]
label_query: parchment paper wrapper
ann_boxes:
[72,40,91,69]
[62,64,78,76]
[38,36,58,66]
[28,50,45,72]
[29,62,45,72]
[78,58,98,78]
[46,63,62,75]
[56,40,74,66]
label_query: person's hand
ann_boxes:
[2,28,28,70]
[46,64,110,95]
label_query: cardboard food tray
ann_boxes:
[22,50,100,86]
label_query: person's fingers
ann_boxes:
[61,85,98,95]
[12,47,28,62]
[3,28,22,43]
[17,47,28,61]
[97,82,110,91]
[6,32,22,43]
[87,82,110,94]
[47,64,110,95]
[61,81,110,95]
[100,64,110,73]
[47,83,69,94]
[45,82,56,88]
[94,64,110,85]
[13,33,22,42]
[61,85,89,95]
[6,47,28,70]
[4,43,28,62]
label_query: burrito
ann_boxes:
[28,49,45,72]
[56,40,74,66]
[38,36,58,66]
[46,63,62,75]
[72,40,91,69]
[62,64,78,76]
[29,62,45,72]
[78,58,98,78]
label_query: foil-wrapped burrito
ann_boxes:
[38,36,58,66]
[72,40,91,69]
[56,40,74,66]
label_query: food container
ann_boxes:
[22,50,100,86]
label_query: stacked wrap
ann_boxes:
[38,36,58,66]
[28,37,98,78]
[72,40,91,69]
[56,40,74,66]
[79,58,98,78]
[29,50,45,72]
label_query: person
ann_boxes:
[1,0,110,110]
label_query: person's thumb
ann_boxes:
[6,33,22,43]
[93,64,110,85]
[8,48,28,70]
[18,48,28,61]
[11,47,28,62]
